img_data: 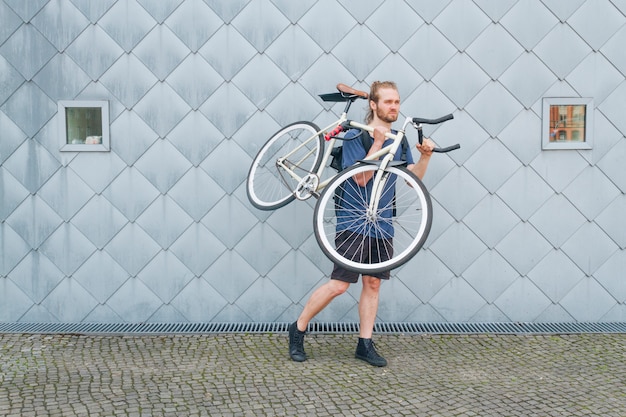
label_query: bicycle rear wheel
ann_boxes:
[247,121,324,210]
[313,163,432,274]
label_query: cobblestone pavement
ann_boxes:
[1,332,625,416]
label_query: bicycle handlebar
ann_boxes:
[432,143,461,153]
[324,114,460,153]
[413,113,460,153]
[412,114,454,125]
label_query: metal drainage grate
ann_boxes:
[0,322,626,335]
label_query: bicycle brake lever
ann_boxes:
[340,120,353,130]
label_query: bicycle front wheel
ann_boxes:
[313,163,432,274]
[247,121,324,210]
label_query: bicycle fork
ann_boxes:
[366,154,394,222]
[365,124,408,220]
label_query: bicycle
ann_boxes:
[247,83,459,274]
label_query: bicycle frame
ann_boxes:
[275,114,407,194]
[272,85,458,218]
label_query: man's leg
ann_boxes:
[289,279,350,362]
[355,275,387,367]
[358,275,381,338]
[297,279,350,331]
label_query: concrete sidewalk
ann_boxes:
[1,332,625,416]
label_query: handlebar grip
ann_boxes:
[433,144,461,153]
[412,114,454,125]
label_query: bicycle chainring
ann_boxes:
[294,174,319,201]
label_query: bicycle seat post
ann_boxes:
[342,98,354,114]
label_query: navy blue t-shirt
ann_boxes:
[336,129,415,238]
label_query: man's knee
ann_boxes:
[327,279,350,296]
[362,275,382,292]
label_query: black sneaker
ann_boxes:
[355,337,387,367]
[288,322,306,362]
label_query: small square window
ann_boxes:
[542,98,593,150]
[58,100,110,152]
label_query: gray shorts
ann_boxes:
[330,230,392,283]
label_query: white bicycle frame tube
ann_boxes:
[275,115,413,209]
[275,112,348,186]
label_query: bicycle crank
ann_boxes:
[294,173,320,200]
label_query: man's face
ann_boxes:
[372,87,400,123]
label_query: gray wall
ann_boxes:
[1,0,625,324]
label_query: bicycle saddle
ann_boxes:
[319,83,369,102]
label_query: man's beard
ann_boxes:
[376,108,398,123]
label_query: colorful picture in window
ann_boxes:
[549,104,586,143]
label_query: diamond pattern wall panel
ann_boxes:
[0,23,56,81]
[0,55,23,107]
[399,24,456,81]
[99,53,158,109]
[499,52,556,108]
[0,112,26,162]
[596,195,626,248]
[5,195,63,248]
[167,55,222,110]
[601,25,626,75]
[134,25,191,81]
[98,0,156,52]
[432,0,491,51]
[0,2,21,45]
[72,250,129,304]
[34,53,92,101]
[198,25,256,81]
[1,83,57,137]
[0,167,29,220]
[31,0,91,51]
[165,0,222,52]
[500,0,556,51]
[1,0,625,324]
[10,251,65,304]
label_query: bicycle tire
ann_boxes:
[313,163,432,274]
[247,121,324,210]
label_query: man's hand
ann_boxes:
[416,137,435,157]
[409,137,435,180]
[372,125,388,146]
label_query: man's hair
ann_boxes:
[365,81,398,124]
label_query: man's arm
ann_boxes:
[407,138,435,180]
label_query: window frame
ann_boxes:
[542,97,593,150]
